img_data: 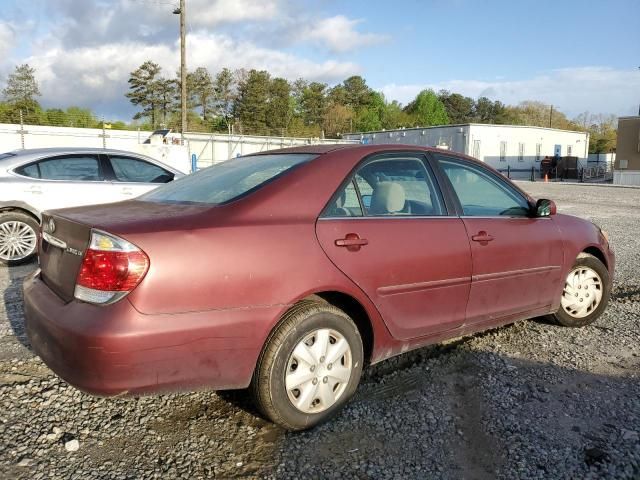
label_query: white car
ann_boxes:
[0,147,183,265]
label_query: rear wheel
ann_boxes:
[251,301,364,430]
[552,253,610,327]
[0,211,39,266]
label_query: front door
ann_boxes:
[435,155,564,323]
[104,154,175,200]
[315,153,472,340]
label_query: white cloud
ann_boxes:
[0,22,15,59]
[23,31,360,117]
[187,31,359,81]
[186,0,281,27]
[307,15,389,53]
[380,67,640,117]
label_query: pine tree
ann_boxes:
[188,67,214,120]
[125,61,164,128]
[2,64,41,116]
[234,70,270,135]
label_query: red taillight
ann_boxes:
[74,230,149,305]
[77,250,149,291]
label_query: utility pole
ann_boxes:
[549,104,553,128]
[174,0,187,143]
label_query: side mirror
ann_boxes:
[535,198,557,217]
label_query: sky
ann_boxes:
[0,0,638,121]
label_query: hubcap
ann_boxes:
[285,328,352,414]
[561,266,603,318]
[0,220,37,261]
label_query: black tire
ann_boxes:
[551,253,611,327]
[0,211,39,267]
[251,300,364,431]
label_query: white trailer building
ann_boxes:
[343,124,589,178]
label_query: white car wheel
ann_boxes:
[0,218,38,263]
[285,328,353,414]
[560,266,603,318]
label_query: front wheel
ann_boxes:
[251,301,364,430]
[0,211,39,266]
[552,253,611,327]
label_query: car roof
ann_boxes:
[250,144,356,155]
[257,143,483,165]
[256,143,532,200]
[3,147,151,156]
[0,147,178,173]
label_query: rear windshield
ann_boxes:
[141,153,316,205]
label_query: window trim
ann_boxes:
[11,153,106,183]
[319,151,452,220]
[431,154,534,219]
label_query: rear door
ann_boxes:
[13,154,114,210]
[433,154,563,323]
[315,152,472,340]
[104,154,175,199]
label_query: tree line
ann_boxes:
[0,62,618,153]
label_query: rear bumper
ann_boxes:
[24,272,279,396]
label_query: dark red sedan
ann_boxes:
[24,144,614,430]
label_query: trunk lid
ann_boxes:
[39,212,92,302]
[39,200,214,302]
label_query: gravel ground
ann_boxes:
[1,182,639,479]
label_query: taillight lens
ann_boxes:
[74,230,149,305]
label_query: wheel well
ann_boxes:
[0,207,40,223]
[583,246,607,269]
[303,292,374,364]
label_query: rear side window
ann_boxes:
[109,156,173,183]
[323,155,445,217]
[142,153,316,205]
[15,163,39,178]
[15,155,102,181]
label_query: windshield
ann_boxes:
[141,153,316,205]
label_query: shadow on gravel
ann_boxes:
[2,262,36,351]
[275,347,640,480]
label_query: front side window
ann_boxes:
[323,156,445,217]
[142,153,315,205]
[109,156,173,183]
[16,155,102,181]
[438,157,530,217]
